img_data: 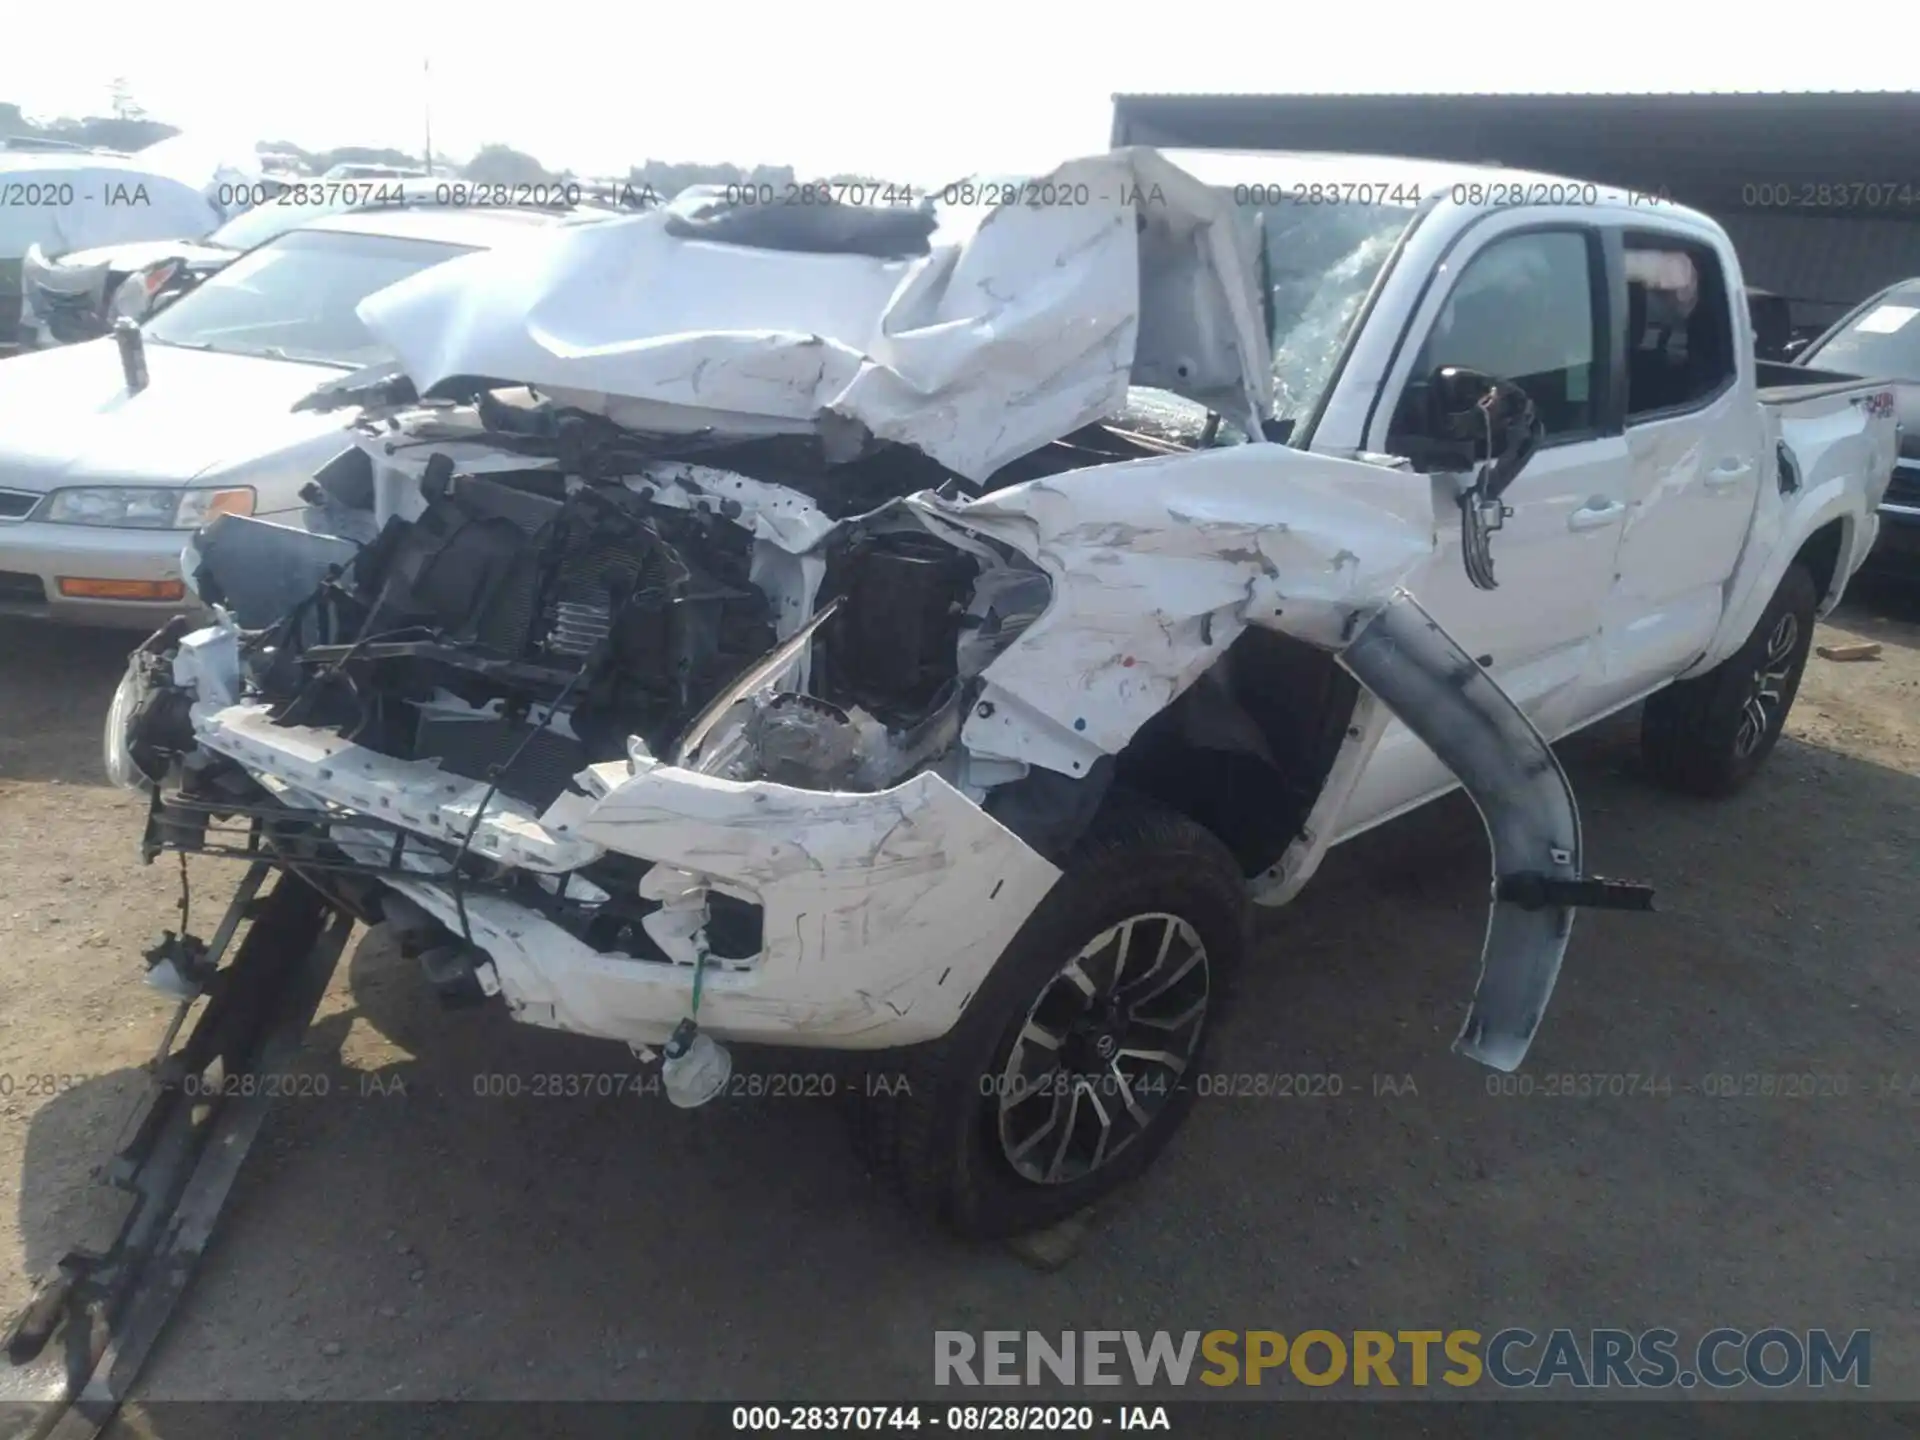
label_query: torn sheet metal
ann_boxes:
[387,760,1062,1049]
[912,441,1439,777]
[193,704,606,875]
[353,149,1271,481]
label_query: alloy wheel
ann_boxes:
[994,912,1210,1185]
[1734,611,1800,760]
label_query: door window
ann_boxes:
[1624,236,1736,419]
[1392,230,1601,442]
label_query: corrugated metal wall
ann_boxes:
[1713,211,1920,330]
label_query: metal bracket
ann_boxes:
[1498,872,1657,913]
[139,930,212,998]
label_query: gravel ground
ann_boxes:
[0,572,1915,1418]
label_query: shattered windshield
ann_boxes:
[145,228,471,367]
[1125,193,1418,443]
[1254,198,1419,421]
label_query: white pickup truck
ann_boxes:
[99,148,1899,1242]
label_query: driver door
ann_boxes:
[1337,221,1631,832]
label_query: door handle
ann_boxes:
[1705,460,1755,490]
[1567,499,1626,532]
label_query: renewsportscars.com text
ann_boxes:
[934,1328,1870,1390]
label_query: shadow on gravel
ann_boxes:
[1832,566,1920,649]
[0,620,136,787]
[11,1071,148,1292]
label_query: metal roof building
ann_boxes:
[1112,91,1920,332]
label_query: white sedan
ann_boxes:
[0,204,605,626]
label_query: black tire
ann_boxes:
[867,795,1249,1239]
[1640,562,1818,797]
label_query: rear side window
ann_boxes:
[1624,236,1736,419]
[1394,229,1600,440]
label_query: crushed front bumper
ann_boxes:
[181,701,1062,1050]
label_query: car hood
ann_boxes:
[34,238,236,277]
[0,340,355,492]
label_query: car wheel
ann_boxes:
[1640,562,1818,798]
[869,795,1248,1238]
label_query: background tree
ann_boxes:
[309,144,422,173]
[464,144,550,185]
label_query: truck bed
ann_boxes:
[1753,357,1895,405]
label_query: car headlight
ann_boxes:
[41,486,254,529]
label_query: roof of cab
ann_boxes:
[1157,147,1503,197]
[1154,146,1720,229]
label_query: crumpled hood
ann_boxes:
[355,148,1273,482]
[0,340,353,492]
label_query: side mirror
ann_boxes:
[1404,366,1541,499]
[1781,336,1813,360]
[1413,367,1546,593]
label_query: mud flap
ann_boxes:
[1339,592,1591,1072]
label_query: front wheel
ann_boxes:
[869,797,1249,1238]
[1640,562,1817,797]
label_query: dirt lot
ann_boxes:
[0,574,1916,1416]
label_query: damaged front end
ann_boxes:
[110,148,1635,1073]
[113,418,1625,1073]
[111,415,1100,1049]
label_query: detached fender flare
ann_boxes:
[1337,591,1580,1071]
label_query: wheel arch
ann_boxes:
[1104,626,1361,880]
[1795,515,1848,611]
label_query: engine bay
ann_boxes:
[249,463,1059,806]
[171,387,1226,815]
[261,455,785,809]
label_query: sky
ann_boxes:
[3,0,1913,184]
